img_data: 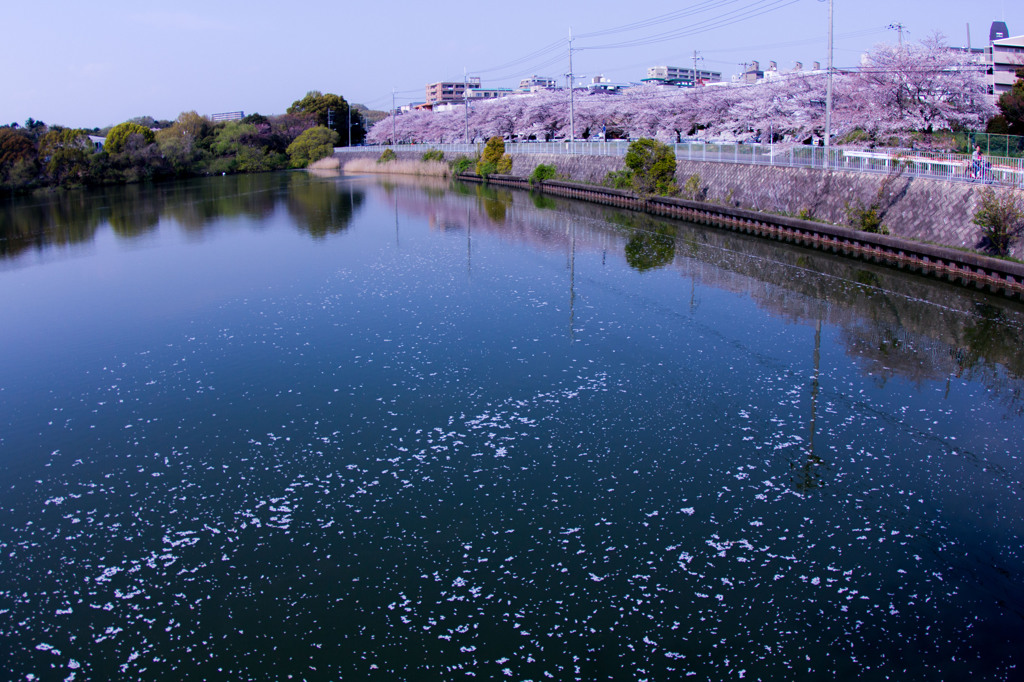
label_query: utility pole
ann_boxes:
[692,50,702,85]
[568,28,575,143]
[464,67,470,143]
[888,22,906,50]
[347,105,352,147]
[824,0,833,163]
[391,89,396,145]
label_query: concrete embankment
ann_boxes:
[337,149,1022,262]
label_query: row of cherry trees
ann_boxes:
[368,37,994,146]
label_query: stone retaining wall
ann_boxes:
[339,150,1017,257]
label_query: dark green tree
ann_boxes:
[287,91,364,145]
[286,126,339,167]
[39,128,92,186]
[0,128,35,168]
[0,127,38,189]
[624,138,677,197]
[996,67,1024,136]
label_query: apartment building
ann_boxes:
[645,65,722,86]
[425,77,482,105]
[991,33,1024,97]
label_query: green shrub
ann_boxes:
[477,137,505,176]
[421,149,444,162]
[972,187,1024,255]
[496,153,513,175]
[845,202,889,234]
[682,173,702,200]
[450,156,475,174]
[603,169,633,190]
[624,138,677,196]
[377,148,397,164]
[476,160,498,178]
[529,163,557,184]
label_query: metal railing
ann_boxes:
[336,141,1024,187]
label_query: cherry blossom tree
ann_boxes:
[367,36,993,149]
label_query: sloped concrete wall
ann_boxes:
[340,150,1014,256]
[509,153,1005,255]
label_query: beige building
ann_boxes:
[645,65,722,86]
[425,77,481,105]
[991,34,1024,97]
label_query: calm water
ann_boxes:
[1,171,1023,681]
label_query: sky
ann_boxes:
[2,0,1019,129]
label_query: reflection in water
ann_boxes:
[285,172,364,239]
[476,184,510,224]
[0,190,102,257]
[2,172,1023,681]
[613,213,677,272]
[0,172,366,259]
[793,319,828,492]
[106,183,161,238]
[374,176,1024,402]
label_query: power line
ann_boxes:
[576,0,750,39]
[579,0,800,50]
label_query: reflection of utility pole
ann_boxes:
[793,318,825,492]
[809,318,822,456]
[394,192,400,249]
[467,204,472,278]
[568,218,576,343]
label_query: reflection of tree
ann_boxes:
[616,213,676,272]
[285,173,364,238]
[476,184,510,224]
[0,190,101,258]
[105,183,161,238]
[956,302,1024,378]
[530,191,557,210]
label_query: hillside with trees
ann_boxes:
[0,91,362,192]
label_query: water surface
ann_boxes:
[1,171,1022,681]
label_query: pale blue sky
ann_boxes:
[1,0,1018,128]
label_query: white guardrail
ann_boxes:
[336,141,1024,187]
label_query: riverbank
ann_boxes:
[335,148,1024,297]
[342,157,449,178]
[337,148,1019,259]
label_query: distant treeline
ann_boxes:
[0,92,385,192]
